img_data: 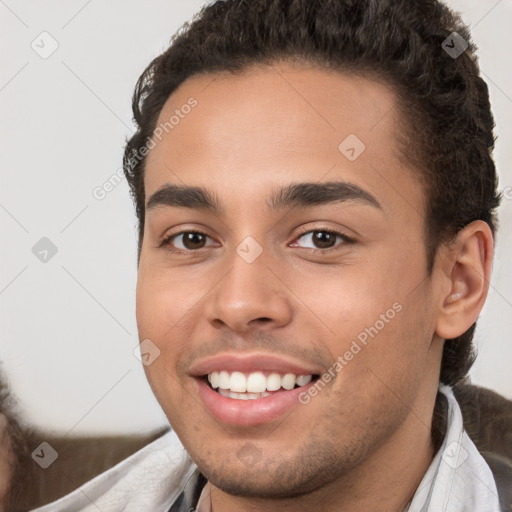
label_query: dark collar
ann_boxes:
[168,467,207,512]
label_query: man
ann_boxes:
[27,0,511,511]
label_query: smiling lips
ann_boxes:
[190,353,321,425]
[208,370,313,399]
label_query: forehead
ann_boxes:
[144,63,423,218]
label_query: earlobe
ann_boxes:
[435,220,494,340]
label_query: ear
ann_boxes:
[435,220,494,340]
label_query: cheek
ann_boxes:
[135,265,204,413]
[289,265,408,342]
[341,286,435,403]
[300,256,433,384]
[292,235,427,318]
[135,262,200,340]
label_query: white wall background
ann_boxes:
[1,0,511,435]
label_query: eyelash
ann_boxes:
[159,229,214,253]
[291,228,355,251]
[159,228,355,254]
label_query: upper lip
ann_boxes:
[189,352,322,377]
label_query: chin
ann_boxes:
[191,446,353,501]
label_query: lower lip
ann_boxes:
[195,378,315,426]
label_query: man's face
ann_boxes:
[137,63,443,497]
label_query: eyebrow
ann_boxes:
[267,181,382,211]
[146,184,223,213]
[146,181,382,213]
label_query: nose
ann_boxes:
[205,249,293,333]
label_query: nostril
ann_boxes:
[252,317,272,324]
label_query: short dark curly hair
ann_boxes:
[123,0,501,386]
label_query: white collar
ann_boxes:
[406,384,501,511]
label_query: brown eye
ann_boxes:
[292,229,352,250]
[163,231,215,251]
[181,232,207,249]
[310,231,337,248]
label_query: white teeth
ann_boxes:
[296,375,312,386]
[229,371,247,392]
[281,373,296,390]
[207,371,314,394]
[218,371,230,389]
[217,388,272,400]
[210,372,219,389]
[266,372,282,391]
[246,372,267,393]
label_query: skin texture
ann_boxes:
[136,63,493,512]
